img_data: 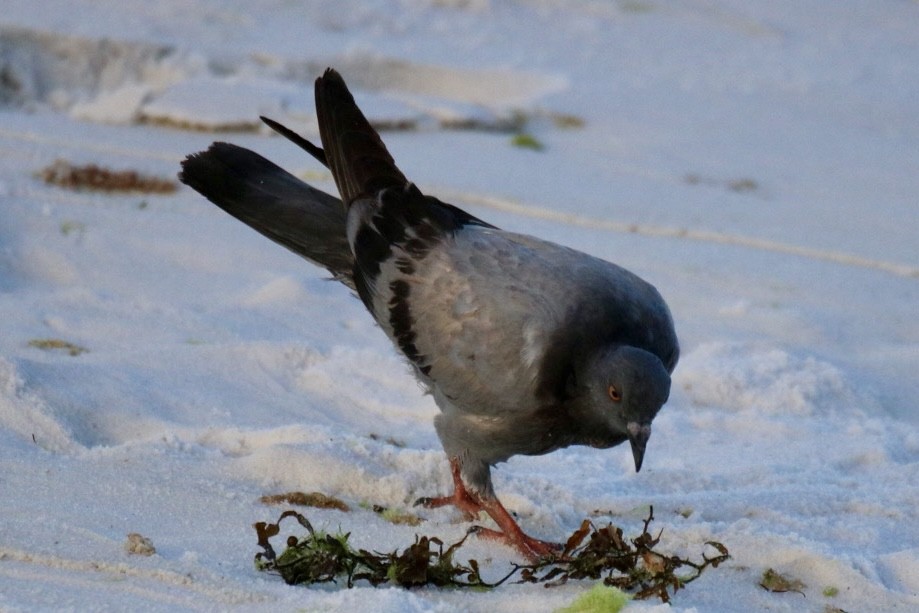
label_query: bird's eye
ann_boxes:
[607,384,622,402]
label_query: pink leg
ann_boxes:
[415,458,561,562]
[414,457,483,520]
[472,496,561,562]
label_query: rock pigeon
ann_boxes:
[179,68,679,561]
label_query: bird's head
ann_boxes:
[576,345,671,472]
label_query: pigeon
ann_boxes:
[179,68,679,561]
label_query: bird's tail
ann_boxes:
[178,142,355,288]
[314,68,408,205]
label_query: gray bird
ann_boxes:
[179,69,678,561]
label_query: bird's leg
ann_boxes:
[415,458,560,562]
[471,496,562,562]
[413,457,484,520]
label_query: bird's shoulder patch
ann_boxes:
[348,183,491,309]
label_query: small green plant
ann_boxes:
[373,505,424,526]
[558,583,630,612]
[759,567,805,595]
[511,133,545,151]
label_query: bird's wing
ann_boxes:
[314,68,407,205]
[310,68,494,313]
[304,68,678,413]
[373,226,679,415]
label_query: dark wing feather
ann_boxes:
[314,68,407,204]
[260,115,327,166]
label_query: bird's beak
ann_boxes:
[627,422,651,472]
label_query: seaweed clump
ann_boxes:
[39,160,177,193]
[254,506,729,602]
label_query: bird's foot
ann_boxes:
[414,492,483,520]
[468,525,562,563]
[413,456,561,563]
[413,458,483,520]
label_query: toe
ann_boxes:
[470,526,561,563]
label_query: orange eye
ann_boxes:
[608,384,622,402]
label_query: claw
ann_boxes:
[416,458,560,562]
[414,459,483,519]
[470,525,562,562]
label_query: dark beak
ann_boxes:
[627,423,651,472]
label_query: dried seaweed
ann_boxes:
[27,338,88,356]
[124,532,156,556]
[513,509,729,603]
[254,510,500,588]
[260,491,350,512]
[39,160,177,193]
[254,506,729,602]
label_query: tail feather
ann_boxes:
[178,143,354,288]
[314,68,407,205]
[260,115,327,167]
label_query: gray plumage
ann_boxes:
[179,68,678,560]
